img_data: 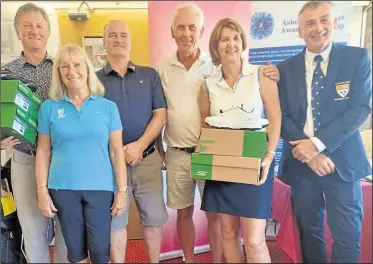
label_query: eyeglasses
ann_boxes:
[219,104,255,114]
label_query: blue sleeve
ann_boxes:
[37,102,50,135]
[319,48,372,152]
[152,69,167,110]
[277,62,309,142]
[108,102,123,132]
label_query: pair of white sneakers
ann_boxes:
[205,107,268,130]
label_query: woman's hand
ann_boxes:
[257,153,274,185]
[37,188,57,217]
[111,192,128,217]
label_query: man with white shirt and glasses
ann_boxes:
[156,3,280,263]
[278,1,372,263]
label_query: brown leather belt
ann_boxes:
[172,146,196,154]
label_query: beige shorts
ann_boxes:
[111,150,168,231]
[165,147,205,209]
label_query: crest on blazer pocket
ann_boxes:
[334,81,350,101]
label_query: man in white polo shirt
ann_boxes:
[156,3,280,263]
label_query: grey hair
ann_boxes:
[298,1,335,17]
[171,2,204,29]
[14,3,51,34]
[103,20,129,40]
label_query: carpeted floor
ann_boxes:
[126,240,283,263]
[51,239,284,263]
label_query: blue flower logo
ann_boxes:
[250,12,275,40]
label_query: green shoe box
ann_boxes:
[191,153,261,185]
[1,80,42,120]
[1,103,37,144]
[195,128,268,158]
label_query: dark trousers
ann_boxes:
[50,190,113,263]
[290,172,363,263]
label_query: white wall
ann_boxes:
[348,5,364,47]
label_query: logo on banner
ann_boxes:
[335,81,350,99]
[250,12,275,40]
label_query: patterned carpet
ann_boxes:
[51,240,284,263]
[127,240,283,263]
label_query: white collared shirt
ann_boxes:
[205,62,264,124]
[156,51,216,147]
[304,44,332,152]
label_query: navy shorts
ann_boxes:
[49,189,114,263]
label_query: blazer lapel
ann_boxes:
[319,44,344,105]
[292,50,308,115]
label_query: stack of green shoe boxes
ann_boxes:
[191,128,268,185]
[1,80,42,144]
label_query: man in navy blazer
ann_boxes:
[278,1,372,263]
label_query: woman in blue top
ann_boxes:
[35,44,127,263]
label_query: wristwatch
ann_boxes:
[118,187,128,193]
[266,150,276,156]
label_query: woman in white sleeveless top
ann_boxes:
[198,18,281,263]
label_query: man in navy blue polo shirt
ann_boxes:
[96,20,168,263]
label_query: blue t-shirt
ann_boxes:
[37,95,122,191]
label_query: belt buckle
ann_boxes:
[187,147,196,154]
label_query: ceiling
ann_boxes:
[1,1,371,21]
[1,1,148,10]
[1,1,148,20]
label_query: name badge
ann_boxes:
[334,81,350,101]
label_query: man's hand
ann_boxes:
[124,141,146,166]
[263,62,280,82]
[1,136,20,150]
[290,139,319,163]
[307,153,335,176]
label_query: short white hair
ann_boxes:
[171,2,204,29]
